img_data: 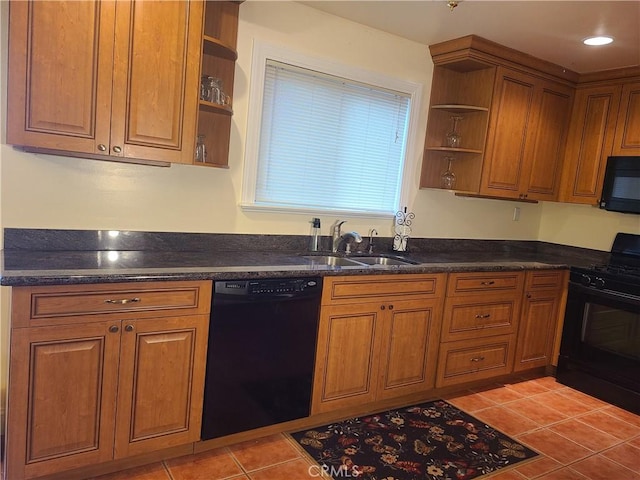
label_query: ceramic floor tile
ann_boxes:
[444,389,498,412]
[629,437,640,449]
[514,455,564,479]
[473,385,527,404]
[529,377,566,391]
[531,391,597,418]
[248,458,318,480]
[575,410,640,440]
[554,388,610,410]
[165,448,243,480]
[485,468,527,479]
[473,406,540,436]
[517,430,592,465]
[535,467,588,480]
[601,405,640,428]
[505,398,569,426]
[570,453,639,480]
[600,442,640,473]
[548,419,621,452]
[229,434,301,472]
[90,463,171,480]
[503,379,553,397]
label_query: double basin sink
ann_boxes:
[304,253,419,268]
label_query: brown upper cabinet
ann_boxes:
[421,35,576,202]
[559,70,640,205]
[6,1,212,166]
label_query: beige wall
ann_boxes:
[0,0,638,428]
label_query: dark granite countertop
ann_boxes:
[0,229,609,286]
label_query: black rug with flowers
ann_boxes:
[290,400,538,480]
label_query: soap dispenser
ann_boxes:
[309,218,321,252]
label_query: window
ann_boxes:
[242,43,421,217]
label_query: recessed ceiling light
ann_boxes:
[583,36,614,46]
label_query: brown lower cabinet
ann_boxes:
[311,274,445,414]
[5,281,212,480]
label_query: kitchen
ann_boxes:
[1,1,640,480]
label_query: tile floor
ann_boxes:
[3,376,639,480]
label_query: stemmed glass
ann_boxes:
[446,115,463,148]
[441,156,456,189]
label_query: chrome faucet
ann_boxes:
[331,220,347,252]
[342,231,363,254]
[367,228,378,254]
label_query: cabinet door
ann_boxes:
[560,85,622,204]
[311,303,382,414]
[481,67,536,199]
[376,299,442,400]
[523,81,574,201]
[612,81,640,155]
[110,0,202,164]
[6,1,116,154]
[114,315,209,458]
[6,322,120,480]
[513,289,562,371]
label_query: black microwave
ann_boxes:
[600,156,640,214]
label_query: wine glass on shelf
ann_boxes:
[445,115,463,148]
[441,156,456,190]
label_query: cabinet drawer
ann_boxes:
[436,335,515,388]
[525,270,567,291]
[322,274,444,305]
[12,281,212,327]
[441,294,521,342]
[446,271,524,296]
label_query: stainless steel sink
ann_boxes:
[303,255,364,267]
[304,254,418,267]
[350,255,418,266]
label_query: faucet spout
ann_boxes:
[367,228,378,254]
[331,220,347,253]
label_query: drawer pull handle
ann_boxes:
[480,281,495,286]
[470,356,485,362]
[475,313,491,319]
[104,297,141,305]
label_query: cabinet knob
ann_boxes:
[526,293,532,298]
[388,304,394,310]
[112,145,122,154]
[108,325,119,333]
[380,305,386,310]
[97,144,107,152]
[125,324,135,332]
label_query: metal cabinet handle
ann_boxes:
[104,297,140,305]
[470,356,485,362]
[475,313,491,319]
[125,324,135,332]
[112,145,122,154]
[97,144,107,152]
[108,325,119,333]
[480,281,495,286]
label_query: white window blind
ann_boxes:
[254,59,411,215]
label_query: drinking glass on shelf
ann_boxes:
[445,115,463,148]
[195,134,207,162]
[441,156,456,189]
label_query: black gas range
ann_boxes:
[557,233,640,413]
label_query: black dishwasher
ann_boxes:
[201,277,322,440]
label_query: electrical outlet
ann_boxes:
[513,207,521,221]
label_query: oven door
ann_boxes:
[558,282,640,411]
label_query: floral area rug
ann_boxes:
[290,400,538,480]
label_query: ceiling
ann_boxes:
[300,1,640,74]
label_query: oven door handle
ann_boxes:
[569,282,640,306]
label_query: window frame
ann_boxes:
[240,40,422,218]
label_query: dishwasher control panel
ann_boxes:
[215,278,321,296]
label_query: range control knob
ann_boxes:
[580,274,592,286]
[593,277,605,289]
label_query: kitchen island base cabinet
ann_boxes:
[311,274,445,414]
[5,281,212,480]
